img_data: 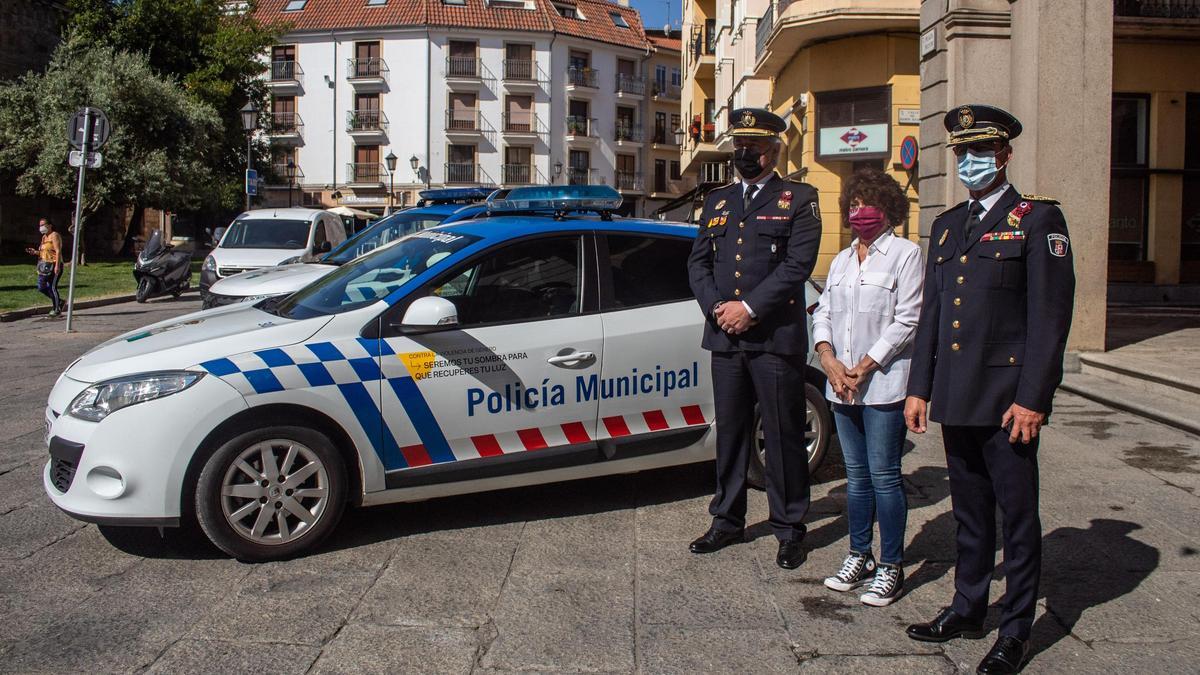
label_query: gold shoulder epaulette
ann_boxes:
[1022,194,1060,205]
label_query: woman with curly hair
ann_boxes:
[811,167,922,606]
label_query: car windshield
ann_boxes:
[220,219,310,249]
[273,229,481,319]
[324,211,452,264]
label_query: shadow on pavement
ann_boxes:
[1030,518,1159,658]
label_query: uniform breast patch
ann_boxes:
[778,190,793,209]
[980,231,1025,242]
[1047,233,1069,257]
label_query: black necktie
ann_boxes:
[744,184,759,210]
[965,201,984,241]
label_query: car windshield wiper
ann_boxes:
[256,295,287,316]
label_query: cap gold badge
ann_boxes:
[740,110,756,128]
[958,107,974,129]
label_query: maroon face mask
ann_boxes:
[848,206,888,241]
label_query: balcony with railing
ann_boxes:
[565,116,598,140]
[268,112,304,141]
[347,57,388,86]
[346,162,384,185]
[566,168,602,186]
[503,59,547,87]
[268,60,303,88]
[614,171,643,193]
[615,73,645,98]
[502,111,545,136]
[688,25,717,77]
[614,123,644,145]
[651,125,680,147]
[651,81,681,101]
[270,163,305,187]
[446,109,493,137]
[1115,0,1200,17]
[346,110,389,136]
[1114,1,1200,38]
[566,67,599,90]
[502,163,545,186]
[445,163,494,185]
[753,0,919,78]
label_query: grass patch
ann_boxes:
[0,258,137,313]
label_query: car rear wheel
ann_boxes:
[747,382,831,490]
[195,426,346,562]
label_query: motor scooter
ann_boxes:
[133,230,192,303]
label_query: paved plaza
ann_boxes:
[1,298,1198,673]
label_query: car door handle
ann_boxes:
[547,351,595,365]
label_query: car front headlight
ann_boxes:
[278,256,302,265]
[67,371,205,422]
[203,255,216,272]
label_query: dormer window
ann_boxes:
[610,12,629,28]
[366,0,387,5]
[555,3,583,19]
[283,0,307,11]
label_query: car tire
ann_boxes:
[135,277,153,303]
[747,382,831,490]
[194,425,347,562]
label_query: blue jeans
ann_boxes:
[832,401,907,565]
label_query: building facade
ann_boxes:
[253,0,689,218]
[921,0,1200,352]
[680,0,921,274]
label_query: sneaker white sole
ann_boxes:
[824,577,872,592]
[859,590,902,607]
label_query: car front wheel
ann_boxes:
[195,426,347,561]
[747,382,831,490]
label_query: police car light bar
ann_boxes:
[417,187,496,203]
[486,185,623,217]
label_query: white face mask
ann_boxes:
[956,149,1005,191]
[39,226,49,235]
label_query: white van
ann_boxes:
[200,208,347,305]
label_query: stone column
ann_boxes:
[1007,0,1113,352]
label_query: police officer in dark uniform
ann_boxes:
[687,108,822,569]
[903,104,1075,674]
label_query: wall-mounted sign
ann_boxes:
[340,195,385,205]
[920,28,936,58]
[815,86,892,161]
[899,136,919,171]
[898,108,920,125]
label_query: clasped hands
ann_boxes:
[818,347,877,403]
[714,301,754,335]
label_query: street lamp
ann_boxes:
[286,159,296,207]
[409,154,429,189]
[385,151,398,215]
[554,160,563,184]
[673,126,685,146]
[240,101,258,211]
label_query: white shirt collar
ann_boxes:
[740,172,776,197]
[971,181,1010,218]
[850,228,896,256]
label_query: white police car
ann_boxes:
[44,186,829,561]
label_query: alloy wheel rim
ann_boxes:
[220,439,330,545]
[756,401,821,465]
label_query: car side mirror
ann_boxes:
[318,240,332,253]
[395,296,458,333]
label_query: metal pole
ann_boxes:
[388,172,394,214]
[245,135,252,212]
[64,108,92,333]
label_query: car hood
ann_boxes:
[209,263,337,298]
[67,302,333,384]
[212,247,306,269]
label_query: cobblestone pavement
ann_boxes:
[1,298,1198,673]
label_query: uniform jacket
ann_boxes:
[907,186,1075,426]
[687,174,822,355]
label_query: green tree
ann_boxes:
[64,0,285,208]
[0,36,222,220]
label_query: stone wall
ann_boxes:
[0,0,68,81]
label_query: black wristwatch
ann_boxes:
[711,301,724,317]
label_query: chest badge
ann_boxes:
[1006,201,1032,229]
[777,190,793,210]
[938,229,949,246]
[715,199,726,210]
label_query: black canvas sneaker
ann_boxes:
[823,551,877,592]
[860,563,904,607]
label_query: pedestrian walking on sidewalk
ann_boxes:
[26,218,64,316]
[903,104,1075,675]
[812,168,922,607]
[686,108,822,570]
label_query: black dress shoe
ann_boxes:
[906,607,987,643]
[776,538,806,569]
[689,526,744,554]
[977,635,1029,674]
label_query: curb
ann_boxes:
[1058,379,1200,438]
[0,294,137,323]
[1078,355,1200,397]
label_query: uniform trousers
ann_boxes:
[709,350,810,541]
[943,425,1041,640]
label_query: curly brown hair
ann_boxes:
[838,168,909,229]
